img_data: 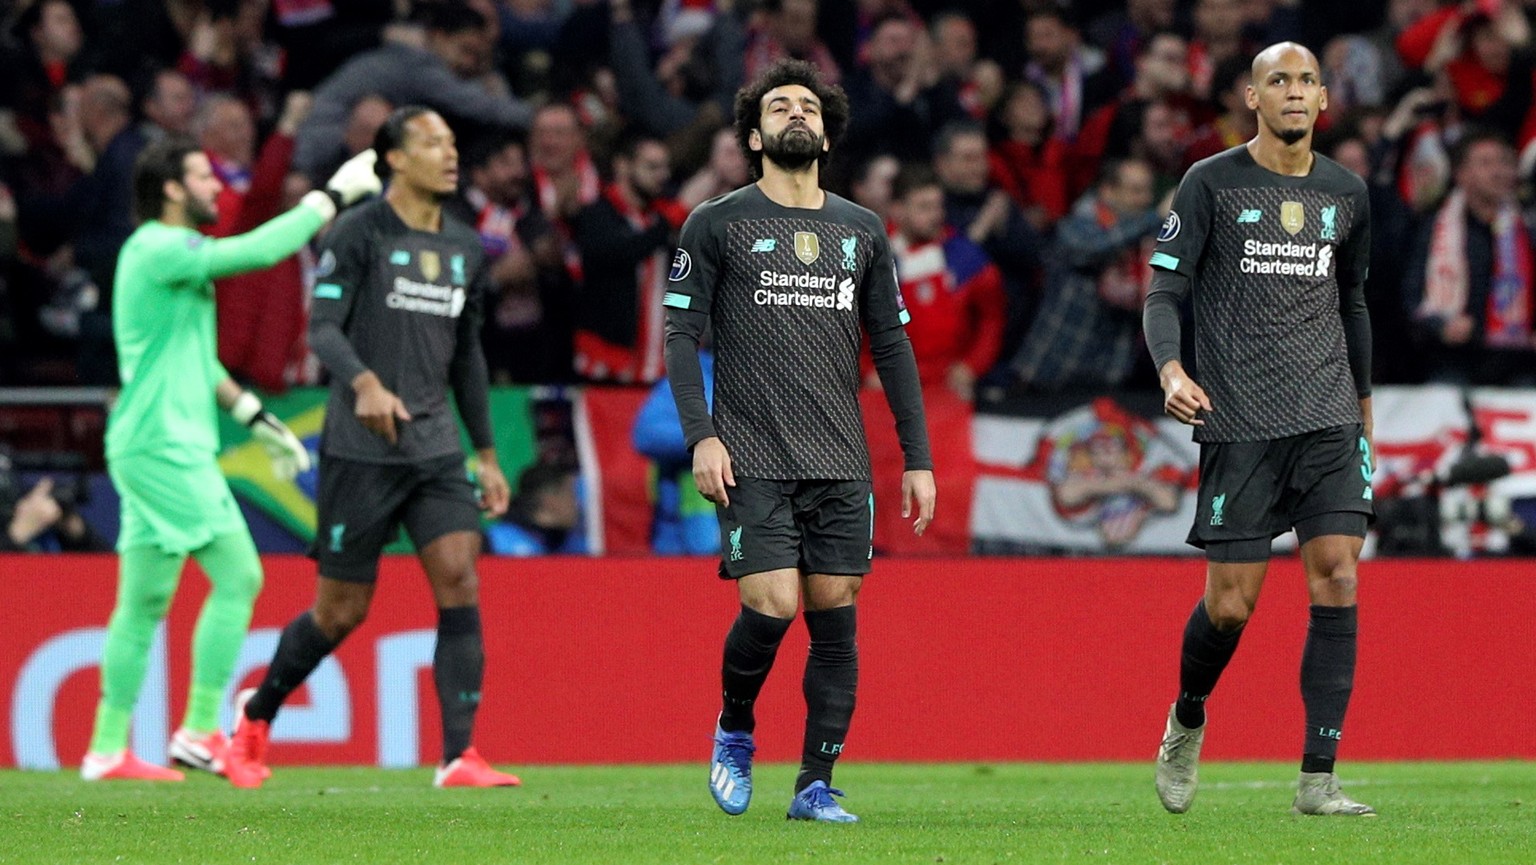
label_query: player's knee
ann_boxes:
[432,563,479,606]
[742,589,799,620]
[1309,556,1358,600]
[314,599,369,640]
[1206,595,1253,632]
[216,562,263,604]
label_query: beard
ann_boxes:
[187,196,218,226]
[1276,126,1308,145]
[761,125,824,172]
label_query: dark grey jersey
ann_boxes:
[663,185,911,479]
[310,198,492,463]
[1150,146,1371,443]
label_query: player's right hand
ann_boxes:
[692,437,736,508]
[1159,361,1212,426]
[353,375,413,446]
[326,149,382,206]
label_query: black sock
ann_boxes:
[435,606,484,764]
[1300,604,1357,775]
[246,612,337,723]
[720,605,794,733]
[1175,600,1244,729]
[796,605,858,793]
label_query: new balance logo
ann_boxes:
[751,238,776,253]
[1237,209,1262,224]
[329,523,346,553]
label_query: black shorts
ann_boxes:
[716,477,875,579]
[309,453,481,583]
[1189,423,1374,559]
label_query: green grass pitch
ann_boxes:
[5,762,1532,864]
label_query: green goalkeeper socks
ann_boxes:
[88,532,264,754]
[90,546,185,754]
[184,532,264,733]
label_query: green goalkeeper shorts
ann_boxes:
[109,452,249,554]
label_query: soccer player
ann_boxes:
[1143,43,1376,816]
[665,59,937,823]
[222,107,515,790]
[81,139,380,781]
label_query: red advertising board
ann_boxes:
[3,555,1532,769]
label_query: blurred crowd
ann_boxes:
[2,0,1536,398]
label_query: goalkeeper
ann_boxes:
[81,137,380,781]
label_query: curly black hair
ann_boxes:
[733,59,850,180]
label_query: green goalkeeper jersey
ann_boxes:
[105,207,325,461]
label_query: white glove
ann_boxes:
[326,148,381,206]
[231,392,312,481]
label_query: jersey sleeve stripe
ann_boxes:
[315,282,343,300]
[898,309,911,325]
[663,291,692,310]
[1149,252,1181,271]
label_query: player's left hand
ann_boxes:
[476,454,510,517]
[232,392,311,481]
[902,469,936,536]
[252,413,310,480]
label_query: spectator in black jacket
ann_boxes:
[572,133,685,384]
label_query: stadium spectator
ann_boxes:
[200,91,314,392]
[1013,157,1165,391]
[1405,130,1536,385]
[1074,31,1201,197]
[677,126,751,209]
[847,150,900,223]
[138,68,198,142]
[1089,0,1178,88]
[530,102,599,224]
[1328,124,1420,384]
[842,14,966,164]
[928,11,1004,122]
[446,133,563,384]
[484,462,587,555]
[1022,7,1117,143]
[1187,0,1256,99]
[1185,54,1259,164]
[2,0,90,149]
[0,469,108,553]
[880,164,1005,400]
[572,133,685,384]
[932,120,1045,359]
[1122,99,1192,195]
[743,0,841,86]
[1320,35,1388,117]
[987,80,1070,225]
[292,0,533,182]
[608,0,745,172]
[62,74,146,384]
[1399,1,1535,145]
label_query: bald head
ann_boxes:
[1245,41,1327,148]
[1251,42,1320,85]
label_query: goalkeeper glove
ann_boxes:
[299,149,382,219]
[231,392,312,481]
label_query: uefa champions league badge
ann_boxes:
[1158,211,1180,243]
[669,248,692,282]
